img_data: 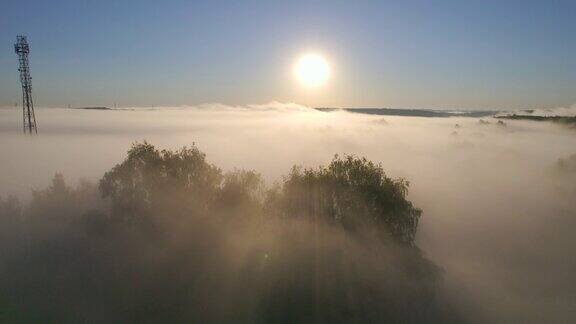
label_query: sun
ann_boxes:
[294,53,330,88]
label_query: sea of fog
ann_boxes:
[1,104,575,322]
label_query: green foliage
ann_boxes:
[215,169,265,221]
[276,155,421,244]
[100,142,223,222]
[100,143,421,244]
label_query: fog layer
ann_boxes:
[0,104,575,322]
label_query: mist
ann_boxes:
[0,104,575,322]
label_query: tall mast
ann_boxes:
[14,35,37,134]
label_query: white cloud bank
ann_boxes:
[0,102,575,322]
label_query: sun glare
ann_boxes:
[294,53,330,88]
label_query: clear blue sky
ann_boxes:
[1,0,575,109]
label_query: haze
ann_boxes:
[1,105,575,322]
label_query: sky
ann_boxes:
[1,0,575,109]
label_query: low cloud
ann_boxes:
[0,102,575,322]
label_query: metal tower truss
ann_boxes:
[14,35,37,134]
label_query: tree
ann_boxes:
[99,142,223,223]
[276,155,421,244]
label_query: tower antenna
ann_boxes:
[14,35,37,134]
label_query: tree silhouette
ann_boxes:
[276,155,421,244]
